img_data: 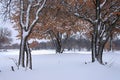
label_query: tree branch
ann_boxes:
[20,0,25,28]
[74,13,95,24]
[100,0,107,9]
[26,3,32,30]
[103,6,120,23]
[28,0,46,33]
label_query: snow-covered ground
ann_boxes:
[0,49,120,80]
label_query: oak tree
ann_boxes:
[73,0,120,64]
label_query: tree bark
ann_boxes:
[18,34,27,68]
[18,34,32,69]
[49,31,63,53]
[18,28,32,69]
[91,34,95,62]
[26,42,32,69]
[109,34,113,51]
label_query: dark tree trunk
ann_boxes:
[56,41,62,53]
[29,51,32,69]
[91,0,104,64]
[26,42,32,69]
[91,34,95,62]
[26,47,28,68]
[109,34,113,51]
[55,32,63,53]
[48,31,57,49]
[96,43,104,64]
[49,31,63,53]
[92,39,105,64]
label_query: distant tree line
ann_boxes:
[2,37,120,51]
[29,37,91,51]
[26,38,120,51]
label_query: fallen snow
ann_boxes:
[0,49,120,80]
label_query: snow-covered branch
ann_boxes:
[100,0,106,9]
[74,13,95,24]
[0,0,13,20]
[35,0,46,17]
[111,16,120,26]
[26,3,32,30]
[103,7,120,22]
[20,0,25,28]
[29,0,46,33]
[33,0,43,7]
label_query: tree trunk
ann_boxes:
[92,38,104,64]
[26,42,32,69]
[91,34,95,62]
[56,39,62,53]
[26,48,28,68]
[55,32,63,53]
[18,30,32,69]
[109,34,113,51]
[49,31,63,53]
[96,43,104,64]
[18,36,26,68]
[91,0,103,64]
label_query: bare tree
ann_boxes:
[0,0,16,20]
[0,27,12,49]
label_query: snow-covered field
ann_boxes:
[0,49,120,80]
